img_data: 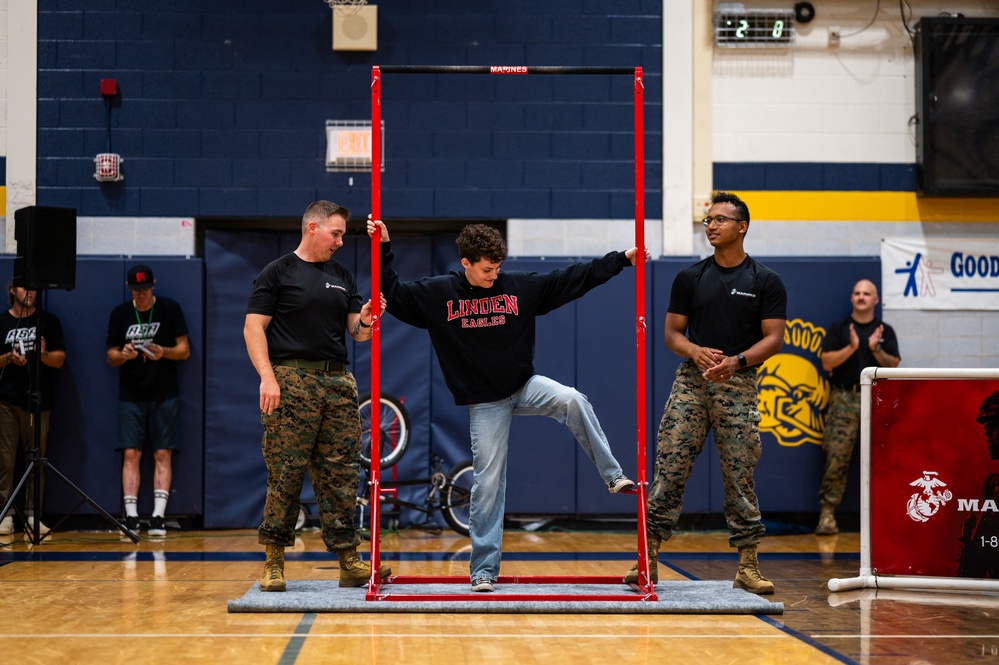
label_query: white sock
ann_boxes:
[153,489,169,518]
[124,496,138,518]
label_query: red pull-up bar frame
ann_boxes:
[367,64,652,602]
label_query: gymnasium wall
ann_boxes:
[14,1,995,372]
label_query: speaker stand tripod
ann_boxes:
[0,291,138,545]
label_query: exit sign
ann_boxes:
[325,120,384,172]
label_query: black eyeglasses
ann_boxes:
[701,215,743,227]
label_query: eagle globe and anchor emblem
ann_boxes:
[906,471,953,522]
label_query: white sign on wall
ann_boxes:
[325,120,384,172]
[881,237,999,310]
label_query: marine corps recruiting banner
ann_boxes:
[870,378,999,579]
[881,238,999,310]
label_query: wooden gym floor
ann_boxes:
[1,524,997,664]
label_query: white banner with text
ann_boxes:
[881,237,999,310]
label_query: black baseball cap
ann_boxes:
[127,264,155,288]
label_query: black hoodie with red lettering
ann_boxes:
[379,241,632,405]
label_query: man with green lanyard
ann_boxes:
[106,264,190,537]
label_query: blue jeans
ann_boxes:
[467,374,626,582]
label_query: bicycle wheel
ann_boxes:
[359,393,411,470]
[442,459,473,537]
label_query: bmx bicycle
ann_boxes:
[298,393,473,537]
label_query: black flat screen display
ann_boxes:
[916,17,999,197]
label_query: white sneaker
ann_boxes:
[0,515,13,535]
[26,516,51,535]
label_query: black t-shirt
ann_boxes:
[0,309,65,411]
[106,295,189,402]
[246,253,361,362]
[822,315,901,385]
[669,255,787,359]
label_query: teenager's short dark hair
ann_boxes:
[457,224,507,264]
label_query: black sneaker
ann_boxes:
[148,516,167,537]
[124,516,141,534]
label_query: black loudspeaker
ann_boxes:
[13,206,77,291]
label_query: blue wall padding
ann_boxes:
[203,231,282,529]
[11,236,878,527]
[0,256,204,519]
[573,260,653,515]
[202,229,443,528]
[706,257,879,515]
[197,234,882,526]
[649,258,712,513]
[503,259,580,515]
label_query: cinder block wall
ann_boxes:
[30,0,663,223]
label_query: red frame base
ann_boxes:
[366,575,658,602]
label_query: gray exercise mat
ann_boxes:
[228,579,784,614]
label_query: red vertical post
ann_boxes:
[368,66,383,592]
[633,67,654,596]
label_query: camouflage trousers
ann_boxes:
[647,360,766,549]
[818,388,861,507]
[258,365,362,552]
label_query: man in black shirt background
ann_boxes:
[0,280,65,536]
[816,279,900,536]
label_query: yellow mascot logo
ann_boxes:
[756,318,829,447]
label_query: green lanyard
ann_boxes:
[134,301,155,327]
[133,300,155,362]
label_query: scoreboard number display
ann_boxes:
[715,8,796,48]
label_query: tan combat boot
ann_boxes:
[336,548,393,587]
[259,543,286,592]
[815,504,839,535]
[623,534,661,585]
[733,544,775,595]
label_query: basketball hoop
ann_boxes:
[326,0,367,15]
[94,153,124,182]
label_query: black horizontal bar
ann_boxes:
[375,65,635,75]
